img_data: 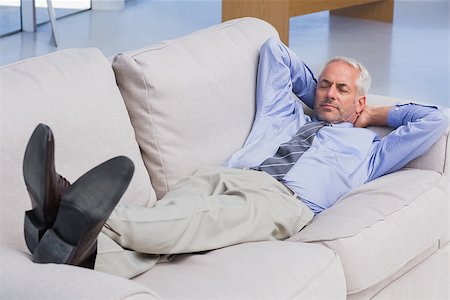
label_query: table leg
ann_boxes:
[222,0,290,45]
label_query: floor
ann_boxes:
[0,0,90,36]
[0,0,448,107]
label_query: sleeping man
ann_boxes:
[23,37,447,277]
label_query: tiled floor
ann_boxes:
[0,0,448,106]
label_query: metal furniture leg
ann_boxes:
[46,0,59,47]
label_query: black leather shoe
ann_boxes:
[23,124,70,254]
[32,156,134,267]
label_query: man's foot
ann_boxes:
[32,156,134,267]
[23,124,71,253]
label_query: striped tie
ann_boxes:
[256,121,327,180]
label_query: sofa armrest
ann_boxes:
[0,246,161,300]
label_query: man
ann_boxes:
[23,38,447,277]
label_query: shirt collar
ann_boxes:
[329,122,354,128]
[311,116,355,128]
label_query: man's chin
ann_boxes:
[315,112,338,123]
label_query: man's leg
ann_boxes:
[94,231,162,279]
[97,166,313,277]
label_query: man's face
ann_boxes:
[314,61,366,124]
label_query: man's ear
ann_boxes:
[356,95,366,114]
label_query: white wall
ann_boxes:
[92,0,124,11]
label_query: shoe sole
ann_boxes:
[33,156,134,266]
[23,124,55,253]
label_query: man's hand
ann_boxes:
[354,105,391,128]
[354,106,371,128]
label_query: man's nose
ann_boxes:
[326,84,337,99]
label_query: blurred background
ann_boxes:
[0,0,448,106]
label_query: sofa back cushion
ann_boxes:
[113,17,279,199]
[0,49,156,250]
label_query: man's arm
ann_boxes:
[224,39,317,167]
[254,38,316,120]
[362,104,448,181]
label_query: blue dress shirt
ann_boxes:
[224,38,448,214]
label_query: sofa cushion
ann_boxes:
[288,169,449,295]
[357,245,449,300]
[112,17,279,199]
[0,246,161,300]
[0,48,156,251]
[132,241,347,299]
[347,245,449,299]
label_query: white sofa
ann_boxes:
[0,17,448,299]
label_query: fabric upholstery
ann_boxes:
[289,169,449,295]
[133,241,347,299]
[370,245,449,300]
[348,245,449,299]
[112,17,279,199]
[0,246,161,300]
[0,49,156,251]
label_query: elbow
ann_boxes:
[434,109,449,136]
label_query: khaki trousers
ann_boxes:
[95,166,313,278]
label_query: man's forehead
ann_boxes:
[319,62,359,83]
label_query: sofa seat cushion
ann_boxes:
[288,169,449,295]
[112,17,279,199]
[132,241,346,299]
[0,48,156,251]
[0,246,161,300]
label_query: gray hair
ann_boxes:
[321,56,371,96]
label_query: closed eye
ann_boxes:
[319,80,332,88]
[336,83,350,93]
